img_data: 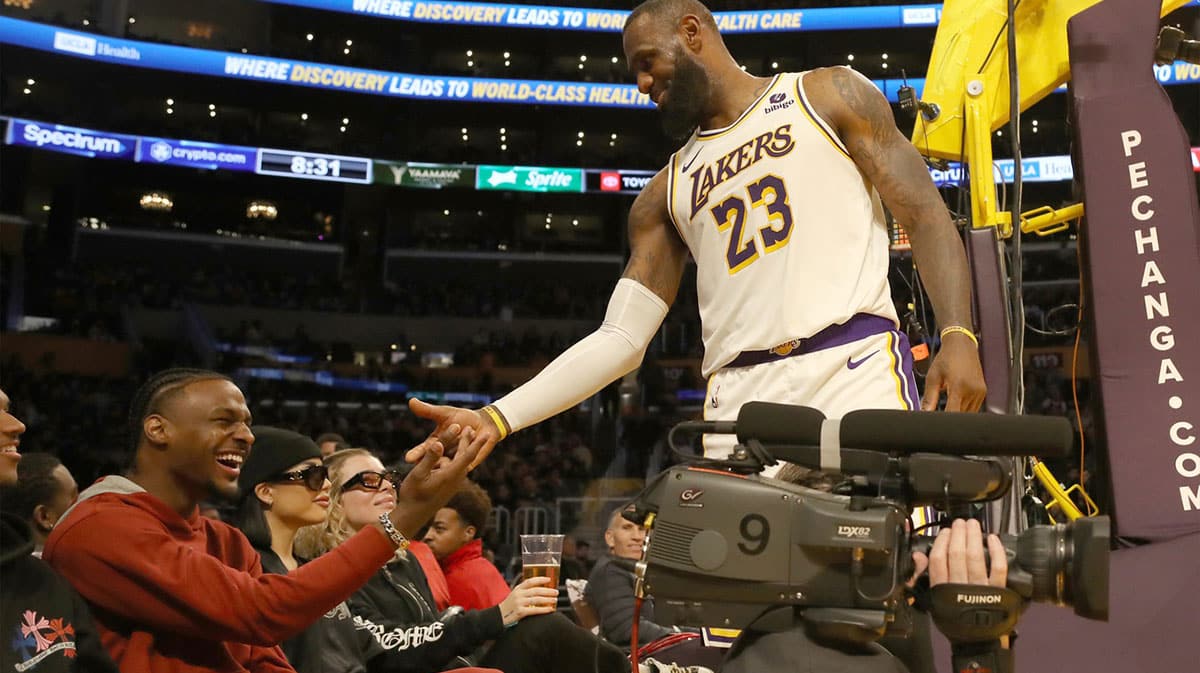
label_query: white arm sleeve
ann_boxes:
[492,278,669,433]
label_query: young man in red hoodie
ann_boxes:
[43,369,487,673]
[422,480,510,611]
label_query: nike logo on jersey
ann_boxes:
[682,149,703,172]
[846,351,879,369]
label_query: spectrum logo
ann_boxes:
[20,123,127,155]
[600,171,621,191]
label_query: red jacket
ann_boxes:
[438,539,510,611]
[43,477,396,673]
[408,540,452,611]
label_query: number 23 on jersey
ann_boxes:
[709,174,794,274]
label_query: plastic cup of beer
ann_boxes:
[520,534,564,587]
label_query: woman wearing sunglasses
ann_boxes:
[298,449,631,673]
[233,427,502,673]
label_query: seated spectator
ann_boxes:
[234,426,498,673]
[584,506,720,672]
[1,386,118,672]
[301,449,631,673]
[422,480,509,611]
[586,506,690,649]
[560,535,588,582]
[316,432,349,458]
[575,539,594,575]
[1,452,78,556]
[43,368,484,672]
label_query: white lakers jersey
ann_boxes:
[666,70,899,376]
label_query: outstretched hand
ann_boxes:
[921,334,987,412]
[407,398,502,469]
[387,426,489,538]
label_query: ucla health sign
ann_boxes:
[476,165,584,193]
[137,137,256,172]
[263,0,942,33]
[6,119,137,160]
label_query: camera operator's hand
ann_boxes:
[916,518,1007,589]
[917,520,1018,673]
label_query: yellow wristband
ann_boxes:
[480,405,511,440]
[939,325,979,347]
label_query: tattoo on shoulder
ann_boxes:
[829,67,893,140]
[826,68,938,217]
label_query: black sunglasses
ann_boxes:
[341,469,401,492]
[272,464,329,491]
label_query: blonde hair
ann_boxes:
[294,448,376,559]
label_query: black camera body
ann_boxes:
[636,466,910,640]
[629,403,1110,644]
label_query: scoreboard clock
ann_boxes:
[256,149,371,183]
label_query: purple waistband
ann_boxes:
[723,313,898,369]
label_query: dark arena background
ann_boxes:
[1,1,1198,671]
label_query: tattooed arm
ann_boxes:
[804,66,986,412]
[407,169,687,464]
[622,169,691,302]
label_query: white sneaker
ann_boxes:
[637,658,715,673]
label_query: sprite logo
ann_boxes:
[477,165,583,192]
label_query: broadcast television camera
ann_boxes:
[627,402,1110,645]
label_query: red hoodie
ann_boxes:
[43,477,396,673]
[438,539,510,611]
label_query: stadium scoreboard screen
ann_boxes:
[257,149,373,184]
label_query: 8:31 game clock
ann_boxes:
[256,149,372,184]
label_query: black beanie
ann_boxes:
[238,426,322,494]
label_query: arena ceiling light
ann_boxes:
[300,112,308,120]
[140,192,173,212]
[306,33,314,41]
[246,200,278,220]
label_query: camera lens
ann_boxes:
[1014,516,1109,620]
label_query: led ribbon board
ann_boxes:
[259,0,943,32]
[14,115,1200,193]
[0,17,651,108]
